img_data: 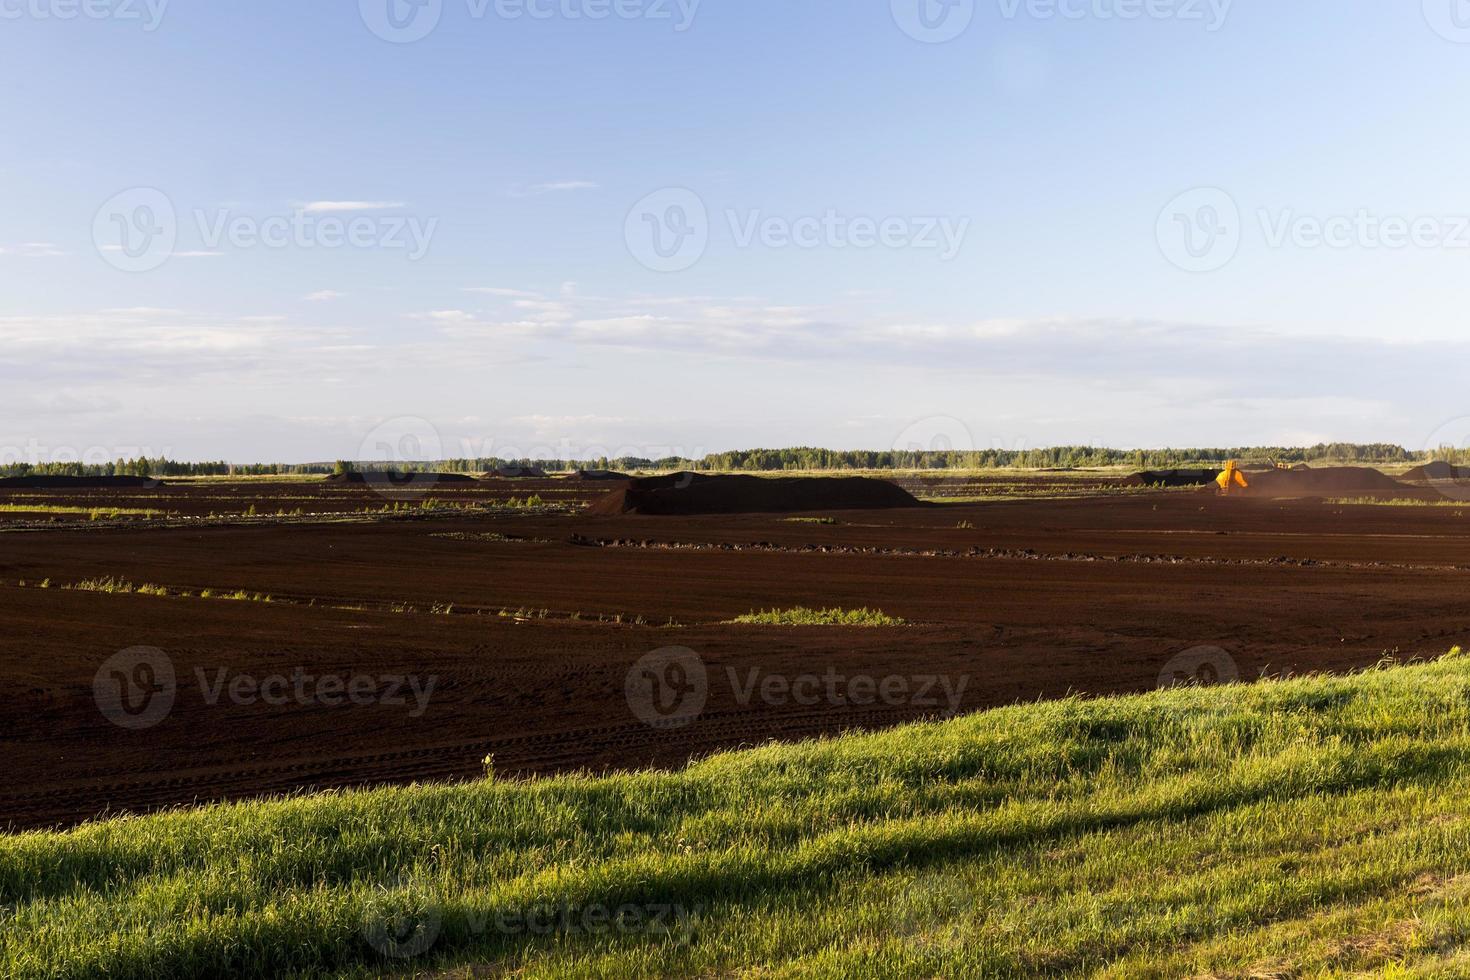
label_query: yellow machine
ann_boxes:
[1217,460,1249,495]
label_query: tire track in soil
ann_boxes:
[569,535,1470,573]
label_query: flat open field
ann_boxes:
[4,472,1469,831]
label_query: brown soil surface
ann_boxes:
[588,473,924,515]
[3,479,1469,831]
[0,477,603,523]
[0,476,162,489]
[1123,469,1220,488]
[1403,461,1470,482]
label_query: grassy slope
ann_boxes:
[8,657,1470,978]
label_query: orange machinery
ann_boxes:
[1216,460,1249,495]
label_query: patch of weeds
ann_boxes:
[726,606,908,627]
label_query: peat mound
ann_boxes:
[1403,460,1470,482]
[569,469,632,482]
[1123,469,1221,488]
[324,471,477,485]
[1243,466,1402,496]
[486,466,549,479]
[587,472,923,516]
[0,475,162,489]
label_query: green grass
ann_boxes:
[11,655,1470,977]
[726,606,908,627]
[53,579,273,602]
[1326,496,1466,508]
[63,577,159,595]
[918,486,1172,503]
[0,503,168,519]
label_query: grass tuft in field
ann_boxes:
[50,580,271,603]
[1326,496,1467,509]
[0,503,168,520]
[726,606,908,627]
[65,576,145,594]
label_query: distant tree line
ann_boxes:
[1,443,1447,479]
[690,445,1419,471]
[0,457,235,478]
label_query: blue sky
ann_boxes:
[4,1,1470,464]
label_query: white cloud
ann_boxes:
[403,293,1457,424]
[0,389,122,417]
[463,287,541,298]
[433,319,548,340]
[0,309,362,390]
[0,242,66,258]
[481,299,576,325]
[299,201,406,213]
[573,314,669,337]
[510,413,628,427]
[305,290,346,301]
[411,310,480,323]
[103,247,222,258]
[510,180,599,197]
[7,291,1464,457]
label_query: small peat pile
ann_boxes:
[1123,469,1221,488]
[587,472,923,516]
[1243,466,1402,496]
[569,469,632,482]
[1403,460,1470,483]
[486,466,549,479]
[324,471,477,486]
[0,475,162,489]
